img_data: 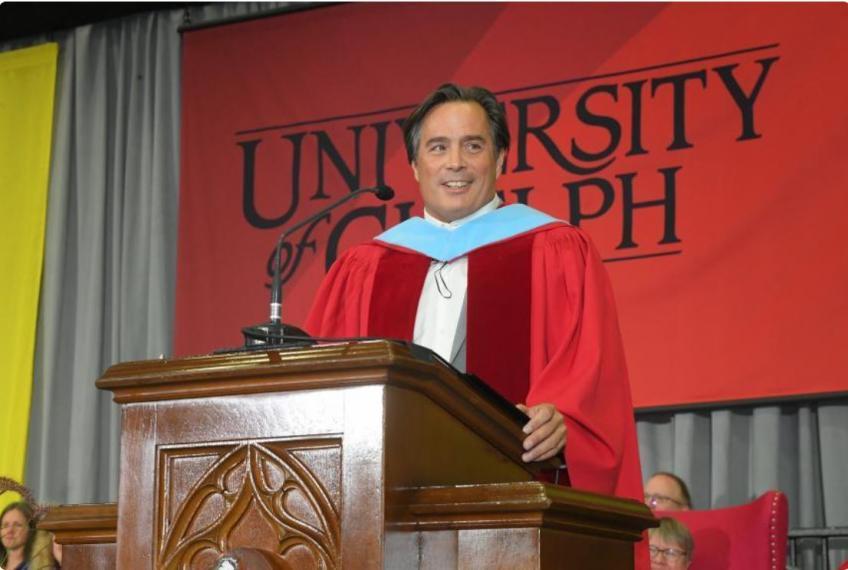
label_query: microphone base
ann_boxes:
[241,321,316,349]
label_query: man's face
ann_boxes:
[412,101,504,223]
[0,509,29,552]
[645,474,689,511]
[649,534,691,569]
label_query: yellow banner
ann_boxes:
[0,43,58,490]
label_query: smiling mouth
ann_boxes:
[442,180,471,190]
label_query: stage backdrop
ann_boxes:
[177,3,848,409]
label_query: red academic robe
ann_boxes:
[306,222,649,566]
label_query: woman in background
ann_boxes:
[0,502,58,570]
[649,516,694,570]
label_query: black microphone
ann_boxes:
[241,185,395,348]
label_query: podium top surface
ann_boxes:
[98,340,481,403]
[96,340,564,474]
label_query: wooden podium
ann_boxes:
[44,340,654,569]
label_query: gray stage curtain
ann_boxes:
[637,399,848,569]
[22,8,185,505]
[3,4,846,569]
[12,3,288,505]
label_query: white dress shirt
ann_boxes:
[413,196,502,368]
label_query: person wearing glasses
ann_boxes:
[649,517,693,569]
[645,472,692,511]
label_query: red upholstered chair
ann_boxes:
[838,560,848,570]
[655,490,788,570]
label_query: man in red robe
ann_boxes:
[306,84,648,564]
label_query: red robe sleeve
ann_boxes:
[304,244,383,338]
[527,226,649,569]
[527,226,643,498]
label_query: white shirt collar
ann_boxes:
[423,195,502,230]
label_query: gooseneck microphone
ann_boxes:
[241,185,395,348]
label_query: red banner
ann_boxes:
[177,3,848,408]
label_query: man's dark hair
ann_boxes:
[402,83,510,163]
[652,471,693,508]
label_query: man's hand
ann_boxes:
[516,403,567,462]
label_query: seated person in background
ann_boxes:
[0,502,58,570]
[649,516,693,569]
[645,471,692,511]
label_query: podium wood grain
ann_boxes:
[49,340,655,568]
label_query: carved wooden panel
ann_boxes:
[156,439,341,569]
